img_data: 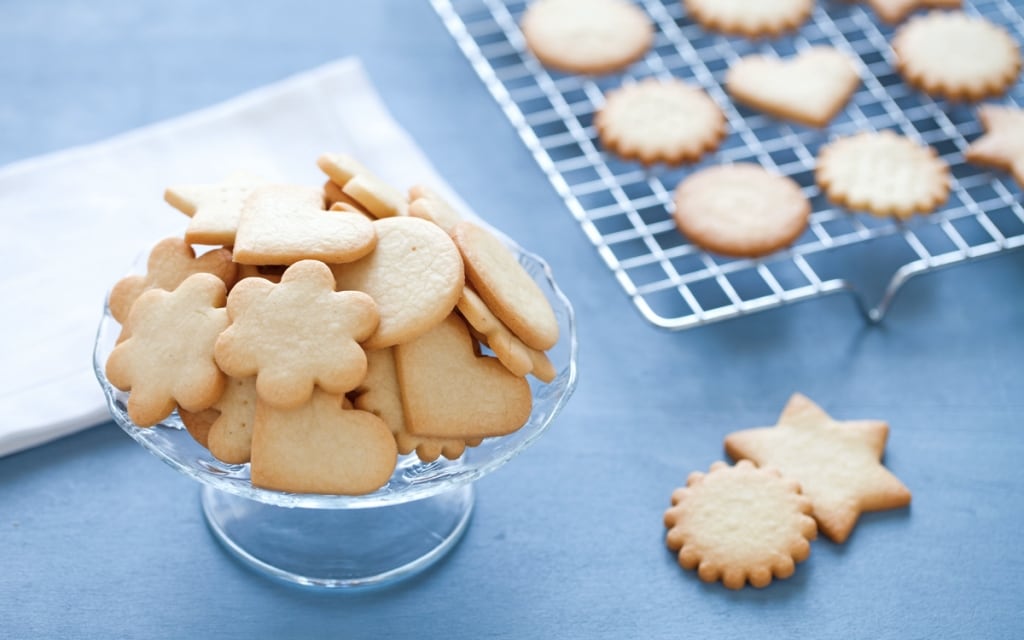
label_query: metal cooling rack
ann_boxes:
[432,0,1024,329]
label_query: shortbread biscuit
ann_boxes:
[232,185,377,265]
[892,11,1020,101]
[684,0,813,38]
[408,184,462,234]
[864,0,961,25]
[816,130,950,218]
[725,47,860,128]
[108,237,236,326]
[332,216,464,350]
[520,0,654,75]
[457,287,556,383]
[395,314,532,440]
[165,171,265,246]
[250,389,397,495]
[317,152,372,188]
[105,273,229,427]
[215,260,379,409]
[353,348,479,462]
[725,393,912,543]
[452,222,559,351]
[664,460,817,590]
[342,174,408,218]
[236,264,285,284]
[323,179,370,214]
[596,78,726,165]
[965,105,1024,188]
[673,164,810,258]
[180,376,258,464]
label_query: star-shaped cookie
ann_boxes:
[165,171,265,246]
[724,394,911,543]
[965,105,1024,189]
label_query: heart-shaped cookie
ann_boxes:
[725,47,860,128]
[232,185,377,265]
[250,389,397,495]
[395,313,532,440]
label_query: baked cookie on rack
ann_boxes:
[862,0,961,25]
[965,104,1024,188]
[596,78,726,165]
[725,47,860,128]
[673,163,810,258]
[816,130,950,218]
[892,11,1020,101]
[683,0,814,38]
[520,0,654,75]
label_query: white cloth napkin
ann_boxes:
[0,57,475,458]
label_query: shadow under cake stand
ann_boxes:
[93,249,577,589]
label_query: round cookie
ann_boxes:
[520,0,654,75]
[672,163,810,258]
[596,78,726,165]
[892,11,1020,101]
[816,130,950,218]
[332,216,464,350]
[451,222,558,352]
[684,0,813,38]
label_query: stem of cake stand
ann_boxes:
[200,482,474,589]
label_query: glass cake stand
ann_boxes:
[93,246,577,590]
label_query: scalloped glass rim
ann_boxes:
[92,241,578,509]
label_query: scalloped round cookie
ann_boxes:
[816,130,950,218]
[684,0,813,38]
[664,460,817,590]
[596,78,725,165]
[892,11,1020,101]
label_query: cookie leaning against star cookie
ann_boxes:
[892,11,1020,101]
[816,130,949,218]
[106,273,229,427]
[215,259,380,410]
[520,0,654,75]
[724,393,912,544]
[664,460,817,590]
[596,78,726,165]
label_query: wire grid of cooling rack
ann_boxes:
[433,0,1024,329]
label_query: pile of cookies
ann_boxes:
[521,0,1022,258]
[103,154,560,495]
[664,394,912,589]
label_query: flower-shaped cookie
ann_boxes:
[106,273,229,427]
[214,260,379,409]
[664,460,817,590]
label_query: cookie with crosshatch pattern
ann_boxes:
[892,11,1020,101]
[672,163,810,258]
[520,0,654,75]
[664,460,817,590]
[683,0,814,38]
[596,78,726,165]
[815,130,950,218]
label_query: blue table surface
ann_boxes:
[2,2,1022,638]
